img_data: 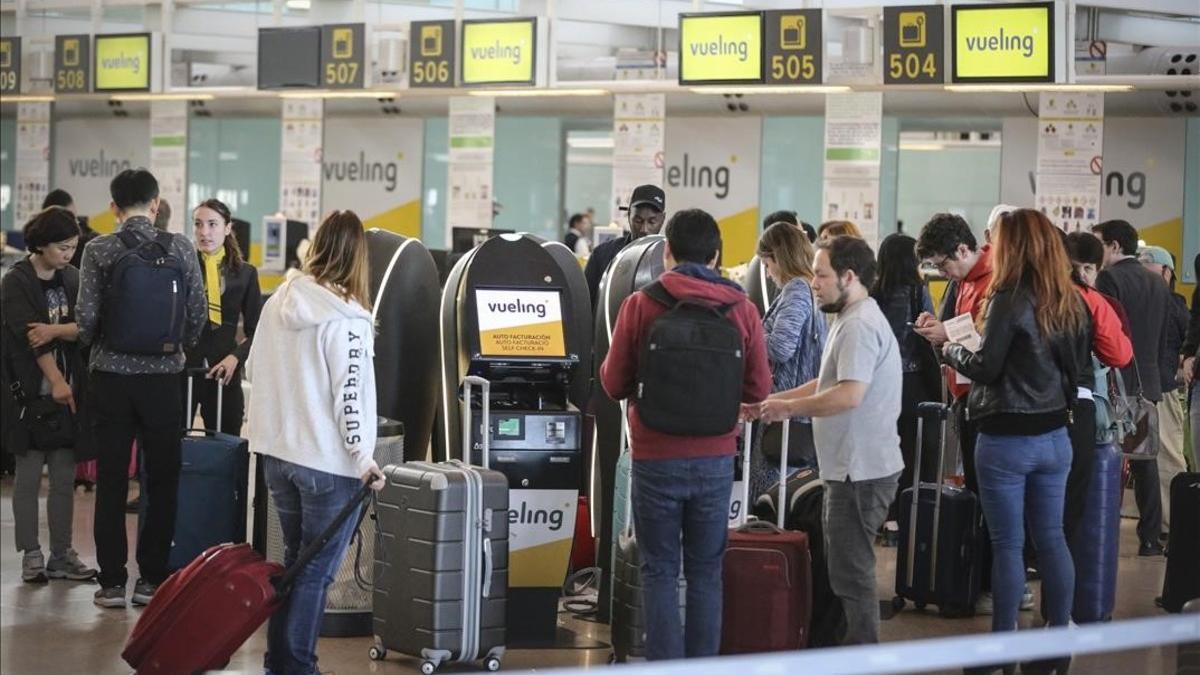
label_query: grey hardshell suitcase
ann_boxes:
[371,376,508,673]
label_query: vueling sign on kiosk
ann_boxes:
[952,2,1055,82]
[476,289,566,358]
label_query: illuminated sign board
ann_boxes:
[461,18,537,86]
[952,2,1054,83]
[0,37,19,95]
[410,20,456,88]
[763,10,822,85]
[94,33,152,92]
[679,12,764,85]
[884,5,945,85]
[55,34,91,93]
[320,23,365,89]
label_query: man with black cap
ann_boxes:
[584,184,666,305]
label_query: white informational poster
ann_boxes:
[53,117,150,232]
[447,96,495,239]
[15,102,51,227]
[279,98,324,225]
[822,92,883,245]
[322,117,424,238]
[664,117,762,266]
[611,94,665,220]
[1035,92,1104,233]
[150,101,188,234]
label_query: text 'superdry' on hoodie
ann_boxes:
[246,269,377,479]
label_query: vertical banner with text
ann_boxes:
[823,92,883,247]
[322,117,424,238]
[15,103,51,227]
[611,94,665,222]
[665,117,761,266]
[1036,92,1104,233]
[279,98,324,225]
[150,101,187,234]
[447,96,496,240]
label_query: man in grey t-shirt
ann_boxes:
[758,235,903,645]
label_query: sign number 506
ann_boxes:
[325,61,359,85]
[771,54,816,81]
[412,60,450,84]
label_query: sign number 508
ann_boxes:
[325,61,359,85]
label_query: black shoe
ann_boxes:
[963,663,1017,675]
[1139,542,1164,557]
[1020,655,1071,674]
[125,496,141,513]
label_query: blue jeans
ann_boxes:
[975,428,1075,632]
[631,455,733,661]
[262,456,362,675]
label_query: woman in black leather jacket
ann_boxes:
[942,209,1089,669]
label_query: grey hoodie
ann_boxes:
[246,270,378,479]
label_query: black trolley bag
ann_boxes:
[892,401,981,617]
[370,376,508,674]
[1160,472,1200,613]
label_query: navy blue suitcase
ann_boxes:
[1070,442,1122,623]
[167,372,249,571]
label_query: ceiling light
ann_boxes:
[944,84,1134,93]
[690,85,852,95]
[467,88,609,97]
[3,95,56,103]
[278,90,397,100]
[111,93,215,102]
[285,0,311,9]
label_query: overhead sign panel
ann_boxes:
[410,19,456,88]
[763,9,822,84]
[461,18,537,86]
[679,12,764,85]
[55,34,91,93]
[94,33,151,92]
[885,5,944,84]
[258,27,321,89]
[952,2,1054,83]
[320,23,365,89]
[0,37,19,95]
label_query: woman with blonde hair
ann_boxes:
[942,209,1089,673]
[247,210,385,674]
[752,222,827,494]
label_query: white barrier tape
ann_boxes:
[548,614,1199,675]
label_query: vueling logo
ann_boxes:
[667,153,732,199]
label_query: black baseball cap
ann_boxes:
[626,184,665,212]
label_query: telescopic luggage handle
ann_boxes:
[184,366,225,434]
[907,401,952,592]
[462,376,491,469]
[273,480,376,595]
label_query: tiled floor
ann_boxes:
[0,478,1177,674]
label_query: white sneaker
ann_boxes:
[22,550,47,584]
[975,592,994,615]
[1020,584,1035,611]
[46,549,97,581]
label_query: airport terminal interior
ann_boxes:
[1,1,1199,674]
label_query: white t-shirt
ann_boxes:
[812,297,905,482]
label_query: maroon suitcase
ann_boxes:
[720,422,813,654]
[122,482,373,675]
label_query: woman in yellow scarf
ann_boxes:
[186,199,262,435]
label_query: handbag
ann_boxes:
[761,420,816,466]
[1111,359,1159,461]
[4,354,75,451]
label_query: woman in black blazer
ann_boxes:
[1,207,96,582]
[186,199,262,435]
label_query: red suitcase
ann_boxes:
[122,481,373,675]
[720,422,813,654]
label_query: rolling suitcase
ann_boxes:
[892,401,981,617]
[1161,472,1200,613]
[370,376,508,673]
[122,482,374,674]
[721,421,813,654]
[159,369,250,571]
[1070,442,1122,623]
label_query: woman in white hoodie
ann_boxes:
[246,210,385,675]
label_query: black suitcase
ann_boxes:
[1161,472,1200,613]
[892,402,981,617]
[370,376,508,673]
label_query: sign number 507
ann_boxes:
[325,61,359,85]
[771,53,816,81]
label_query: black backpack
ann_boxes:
[634,281,745,436]
[101,230,189,355]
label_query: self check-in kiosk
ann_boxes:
[590,235,665,624]
[744,254,780,317]
[438,232,593,646]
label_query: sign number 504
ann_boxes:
[889,52,936,80]
[771,53,816,81]
[325,61,359,85]
[412,60,450,84]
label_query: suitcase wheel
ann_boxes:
[484,656,502,672]
[915,601,927,611]
[891,596,906,613]
[421,660,437,675]
[367,644,386,661]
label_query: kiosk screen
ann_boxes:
[475,288,567,358]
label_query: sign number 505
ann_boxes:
[889,52,936,80]
[325,61,359,85]
[412,60,450,84]
[771,54,816,81]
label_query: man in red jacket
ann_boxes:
[600,208,770,660]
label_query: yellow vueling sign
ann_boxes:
[94,34,151,91]
[461,18,536,85]
[680,12,763,85]
[952,3,1054,82]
